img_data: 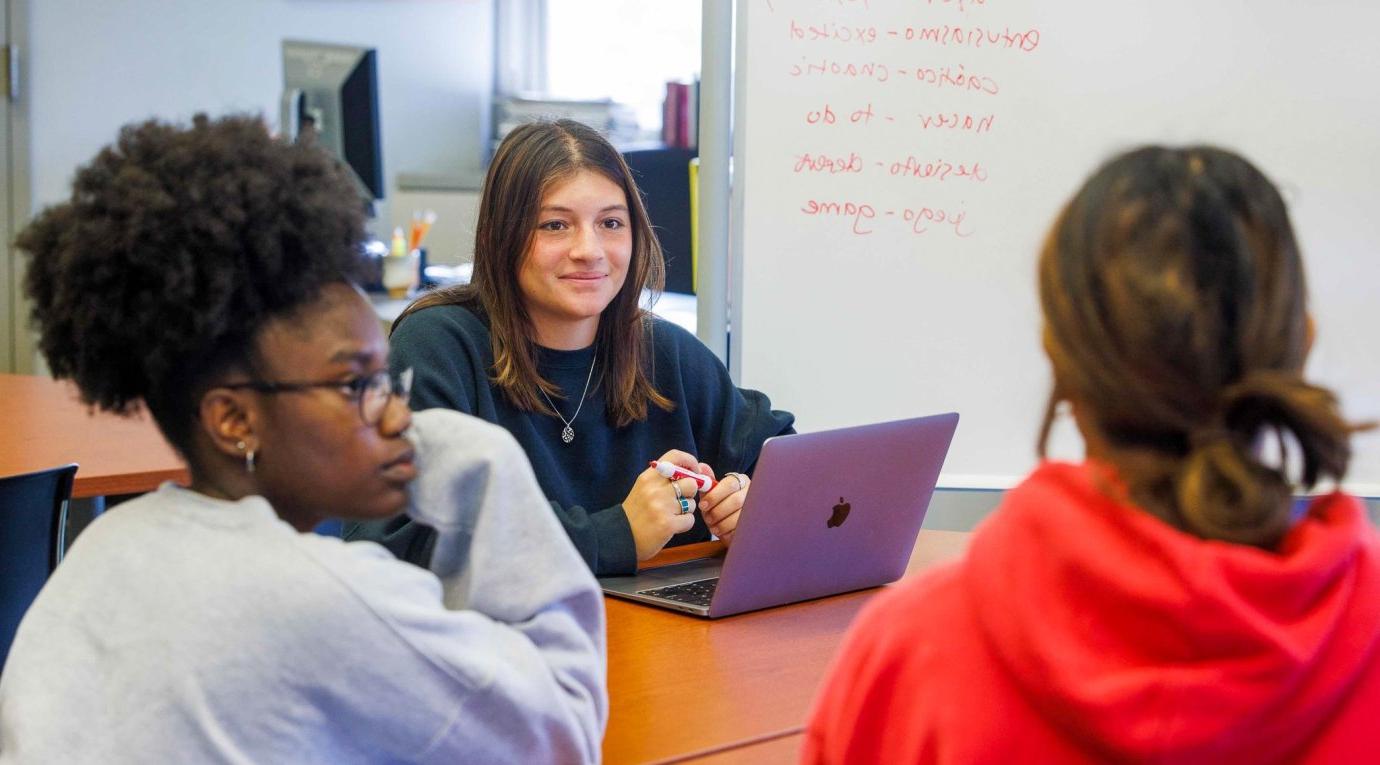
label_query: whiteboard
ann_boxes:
[730,0,1380,493]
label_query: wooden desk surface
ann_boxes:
[603,529,971,764]
[672,732,803,764]
[0,374,188,498]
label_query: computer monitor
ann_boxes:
[281,40,384,201]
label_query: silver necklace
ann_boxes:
[537,352,597,444]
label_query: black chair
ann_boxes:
[623,146,697,295]
[1,463,78,672]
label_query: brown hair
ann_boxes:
[396,119,672,426]
[1037,146,1361,548]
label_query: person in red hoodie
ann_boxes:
[802,146,1378,764]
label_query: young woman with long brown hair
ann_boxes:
[347,120,794,576]
[803,146,1378,763]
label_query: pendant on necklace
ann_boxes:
[562,425,575,444]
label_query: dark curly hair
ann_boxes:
[18,113,366,455]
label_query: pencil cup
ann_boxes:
[382,250,418,299]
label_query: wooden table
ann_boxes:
[0,374,187,498]
[603,529,972,764]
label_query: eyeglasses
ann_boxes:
[224,367,413,426]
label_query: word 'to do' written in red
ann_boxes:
[805,103,877,125]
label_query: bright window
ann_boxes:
[544,0,702,139]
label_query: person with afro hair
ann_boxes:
[0,114,606,763]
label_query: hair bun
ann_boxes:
[1187,427,1233,450]
[1172,369,1353,546]
[1220,371,1351,487]
[1176,435,1292,546]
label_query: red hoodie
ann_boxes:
[802,461,1380,763]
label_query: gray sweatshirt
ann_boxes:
[0,409,607,763]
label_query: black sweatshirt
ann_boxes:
[344,303,795,576]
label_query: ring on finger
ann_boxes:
[727,472,746,492]
[678,497,694,515]
[672,481,684,500]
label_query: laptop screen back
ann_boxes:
[709,412,959,616]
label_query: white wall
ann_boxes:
[391,189,481,266]
[27,0,493,232]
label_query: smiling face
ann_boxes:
[516,169,633,349]
[244,283,416,530]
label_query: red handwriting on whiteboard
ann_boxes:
[800,199,876,235]
[800,200,976,238]
[898,205,974,237]
[795,152,864,174]
[918,112,995,133]
[790,57,890,82]
[883,156,988,182]
[806,104,837,124]
[909,64,999,94]
[900,26,1040,52]
[804,103,876,125]
[789,19,879,44]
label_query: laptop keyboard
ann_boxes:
[638,577,720,607]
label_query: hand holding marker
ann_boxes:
[649,460,716,494]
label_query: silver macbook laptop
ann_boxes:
[599,412,959,618]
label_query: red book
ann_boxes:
[662,82,681,146]
[675,81,691,148]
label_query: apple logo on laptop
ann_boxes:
[827,497,851,528]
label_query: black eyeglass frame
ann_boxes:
[222,367,413,426]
